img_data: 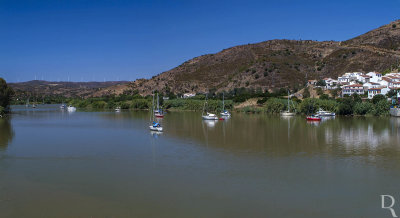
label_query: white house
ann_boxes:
[389,81,400,89]
[358,75,371,83]
[323,78,338,90]
[368,87,390,99]
[183,93,196,98]
[366,72,382,83]
[363,82,381,91]
[307,80,317,86]
[342,84,364,96]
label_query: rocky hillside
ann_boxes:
[132,20,400,95]
[9,80,130,98]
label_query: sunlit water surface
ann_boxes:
[1,105,400,217]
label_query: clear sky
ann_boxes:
[0,0,399,82]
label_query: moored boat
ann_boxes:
[67,106,76,112]
[149,91,163,131]
[149,121,163,132]
[316,108,335,116]
[390,107,400,117]
[202,112,219,120]
[220,93,231,117]
[306,115,321,121]
[281,90,296,116]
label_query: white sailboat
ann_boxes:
[281,91,296,116]
[202,95,219,120]
[220,93,231,117]
[67,105,76,112]
[316,108,335,116]
[149,92,163,132]
[154,93,164,118]
[26,97,30,107]
[60,100,66,110]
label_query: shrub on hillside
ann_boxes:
[372,94,386,104]
[265,98,285,114]
[372,100,390,116]
[354,102,374,115]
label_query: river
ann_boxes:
[1,105,400,217]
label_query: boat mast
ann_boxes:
[287,90,290,112]
[157,93,159,112]
[150,91,155,122]
[222,93,225,112]
[202,94,207,116]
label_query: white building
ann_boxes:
[363,82,381,91]
[183,93,196,98]
[366,72,382,83]
[323,78,338,90]
[342,84,364,96]
[358,75,371,83]
[368,87,390,99]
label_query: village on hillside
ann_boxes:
[307,71,400,100]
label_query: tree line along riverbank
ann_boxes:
[8,84,394,116]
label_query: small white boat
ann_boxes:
[220,110,231,117]
[220,93,231,117]
[67,106,76,112]
[316,108,335,116]
[115,107,121,112]
[281,111,295,116]
[281,90,296,116]
[202,112,218,120]
[149,123,163,132]
[60,104,66,110]
[149,92,163,132]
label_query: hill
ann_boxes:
[9,80,130,98]
[131,20,400,95]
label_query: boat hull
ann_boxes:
[202,116,218,120]
[306,117,321,121]
[390,108,400,117]
[281,112,295,116]
[149,126,163,132]
[67,107,76,112]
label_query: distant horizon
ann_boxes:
[1,0,399,83]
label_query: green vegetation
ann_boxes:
[0,78,14,116]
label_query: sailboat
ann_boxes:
[60,102,66,110]
[26,97,30,107]
[220,93,231,117]
[306,99,321,121]
[202,95,218,120]
[154,93,164,118]
[67,105,76,112]
[149,92,163,132]
[281,90,295,116]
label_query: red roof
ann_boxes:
[345,84,363,87]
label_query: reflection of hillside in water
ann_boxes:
[163,112,400,156]
[0,119,14,151]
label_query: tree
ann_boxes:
[372,94,386,104]
[352,93,362,103]
[330,88,341,98]
[0,78,14,114]
[387,89,397,98]
[303,87,310,98]
[316,79,326,87]
[316,87,323,96]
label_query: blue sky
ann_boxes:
[0,0,399,82]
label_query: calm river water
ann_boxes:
[1,105,400,217]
